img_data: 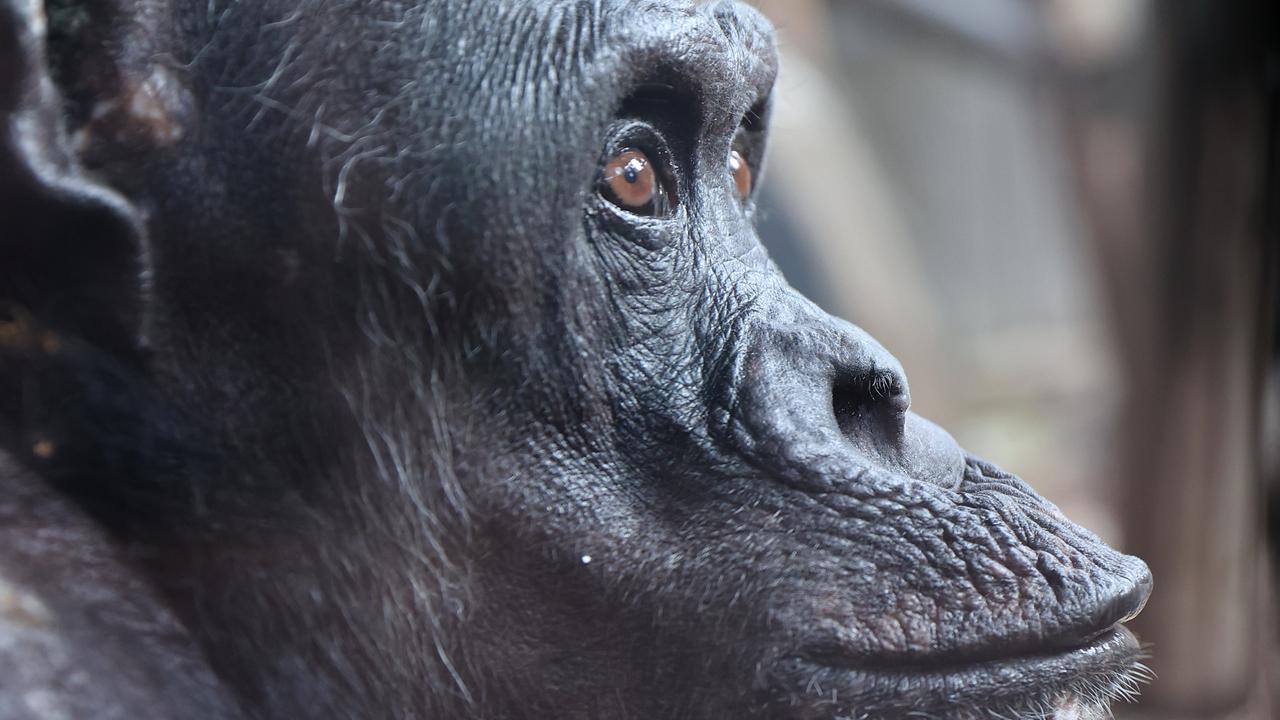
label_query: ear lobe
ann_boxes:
[0,0,145,358]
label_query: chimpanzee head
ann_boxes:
[1,1,1150,718]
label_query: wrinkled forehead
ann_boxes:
[367,0,778,137]
[553,0,777,108]
[159,0,779,265]
[173,0,776,128]
[180,0,775,156]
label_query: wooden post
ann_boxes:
[1055,1,1276,716]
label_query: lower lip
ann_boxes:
[781,626,1141,709]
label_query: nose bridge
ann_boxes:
[731,287,964,489]
[703,0,778,94]
[758,288,906,391]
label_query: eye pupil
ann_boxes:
[622,160,642,184]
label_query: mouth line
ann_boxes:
[792,624,1141,693]
[770,626,1146,719]
[801,624,1134,676]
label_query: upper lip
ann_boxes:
[803,569,1153,672]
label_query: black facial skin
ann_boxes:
[0,1,1151,719]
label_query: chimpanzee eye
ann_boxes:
[729,149,752,201]
[601,148,670,216]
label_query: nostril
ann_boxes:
[868,370,906,407]
[831,368,909,439]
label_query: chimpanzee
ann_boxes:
[0,1,1151,718]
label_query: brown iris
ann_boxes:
[729,149,751,200]
[602,149,660,213]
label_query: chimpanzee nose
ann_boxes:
[732,300,965,489]
[828,360,964,488]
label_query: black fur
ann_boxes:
[0,2,1151,718]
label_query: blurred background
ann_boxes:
[747,1,1277,718]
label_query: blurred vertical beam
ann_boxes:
[1055,0,1276,717]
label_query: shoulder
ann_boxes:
[0,453,240,720]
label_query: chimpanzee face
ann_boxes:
[1,1,1151,718]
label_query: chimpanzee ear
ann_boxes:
[0,0,145,358]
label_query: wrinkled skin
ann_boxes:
[0,1,1151,719]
